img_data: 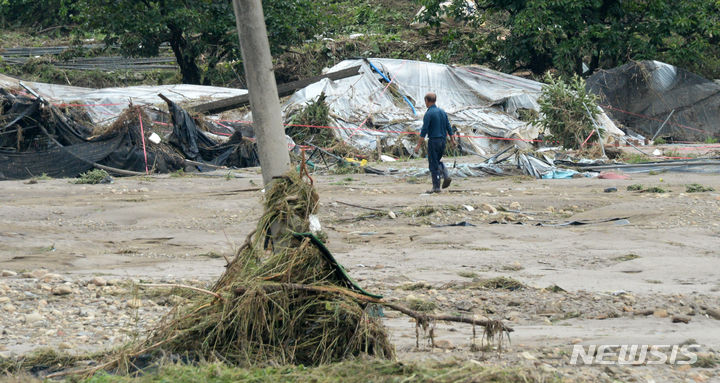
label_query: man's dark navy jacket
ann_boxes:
[420,105,452,139]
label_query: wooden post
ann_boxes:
[376,137,382,160]
[232,0,290,185]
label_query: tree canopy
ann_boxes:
[4,0,720,84]
[417,0,720,78]
[0,0,75,28]
[74,0,329,84]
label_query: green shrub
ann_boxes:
[71,169,111,184]
[536,75,600,149]
[686,184,715,193]
[286,93,334,147]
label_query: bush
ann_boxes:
[686,184,715,193]
[71,169,111,184]
[536,75,600,150]
[286,93,335,147]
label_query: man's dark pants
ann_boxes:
[427,137,446,189]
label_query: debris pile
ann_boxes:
[273,58,624,158]
[588,60,720,142]
[0,86,258,180]
[0,88,133,179]
[94,105,184,174]
[95,172,393,373]
[162,97,259,169]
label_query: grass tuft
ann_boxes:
[694,355,719,368]
[405,297,437,312]
[459,277,526,291]
[457,271,479,279]
[71,169,111,184]
[686,184,715,193]
[398,282,433,291]
[613,254,640,262]
[644,186,667,193]
[79,360,560,383]
[406,206,436,217]
[627,184,667,193]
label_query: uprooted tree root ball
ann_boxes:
[71,171,394,376]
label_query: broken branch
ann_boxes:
[336,200,387,212]
[233,283,513,332]
[139,283,223,300]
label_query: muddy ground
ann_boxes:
[1,157,719,382]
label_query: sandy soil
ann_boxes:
[1,157,719,382]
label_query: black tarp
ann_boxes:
[0,94,120,179]
[0,89,186,179]
[96,107,185,174]
[587,60,720,142]
[1,88,260,180]
[0,136,121,179]
[165,98,259,169]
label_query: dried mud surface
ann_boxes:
[1,158,719,382]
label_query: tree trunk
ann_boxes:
[529,53,553,75]
[589,53,600,75]
[167,24,202,84]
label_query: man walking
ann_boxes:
[414,92,455,193]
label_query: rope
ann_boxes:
[581,129,595,147]
[138,110,149,174]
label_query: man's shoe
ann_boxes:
[427,175,442,194]
[442,177,452,189]
[425,188,441,194]
[441,163,451,188]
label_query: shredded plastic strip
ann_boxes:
[291,232,383,299]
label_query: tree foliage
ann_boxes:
[5,0,720,85]
[0,0,76,28]
[417,0,720,78]
[536,74,600,150]
[74,0,330,84]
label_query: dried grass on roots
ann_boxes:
[113,171,394,371]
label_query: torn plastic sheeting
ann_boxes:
[0,92,183,179]
[366,59,417,115]
[247,58,568,154]
[0,136,122,180]
[541,169,578,179]
[0,74,248,125]
[587,60,720,141]
[432,221,476,227]
[592,163,720,174]
[542,154,554,166]
[0,87,265,179]
[500,93,539,116]
[563,158,720,174]
[535,217,630,227]
[516,151,595,179]
[516,153,542,178]
[486,145,515,164]
[164,99,260,168]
